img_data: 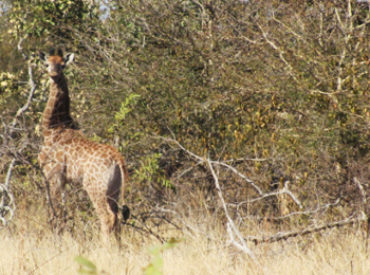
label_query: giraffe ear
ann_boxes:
[39,51,50,67]
[64,53,75,66]
[39,51,47,62]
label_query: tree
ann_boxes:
[0,0,368,240]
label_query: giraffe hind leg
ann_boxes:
[106,165,123,239]
[108,196,122,242]
[85,182,119,242]
[100,208,117,243]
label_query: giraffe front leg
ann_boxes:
[45,178,58,219]
[46,176,68,233]
[39,151,56,216]
[41,160,67,232]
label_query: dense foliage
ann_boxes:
[1,0,369,233]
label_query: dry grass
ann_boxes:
[0,214,369,275]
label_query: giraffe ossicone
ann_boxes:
[38,49,129,240]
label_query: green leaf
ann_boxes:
[75,256,97,275]
[114,93,141,121]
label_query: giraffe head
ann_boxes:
[39,49,74,79]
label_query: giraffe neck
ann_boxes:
[42,74,76,136]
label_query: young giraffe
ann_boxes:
[38,50,129,240]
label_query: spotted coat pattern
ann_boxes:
[38,52,128,239]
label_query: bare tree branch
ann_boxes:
[228,181,301,209]
[161,136,263,195]
[10,63,37,130]
[236,198,341,222]
[158,135,367,250]
[354,177,368,207]
[4,158,16,189]
[257,23,298,83]
[206,159,256,261]
[0,158,16,225]
[161,136,305,212]
[211,160,263,195]
[11,35,37,131]
[0,36,36,226]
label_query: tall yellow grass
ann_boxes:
[0,217,368,275]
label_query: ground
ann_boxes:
[0,215,369,275]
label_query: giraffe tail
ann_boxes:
[121,205,130,223]
[115,152,130,222]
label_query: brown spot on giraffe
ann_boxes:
[38,50,129,241]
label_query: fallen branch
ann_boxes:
[246,214,367,244]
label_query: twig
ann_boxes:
[257,23,298,83]
[229,185,301,207]
[210,160,263,195]
[354,177,367,206]
[17,35,28,59]
[176,161,203,180]
[125,222,165,243]
[126,212,166,243]
[236,198,341,222]
[280,181,302,209]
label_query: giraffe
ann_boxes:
[38,49,130,240]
